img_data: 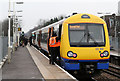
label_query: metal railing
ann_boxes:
[110,36,119,51]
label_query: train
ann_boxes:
[31,13,110,76]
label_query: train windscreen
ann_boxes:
[69,23,105,47]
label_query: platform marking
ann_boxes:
[32,46,49,60]
[32,46,77,80]
[27,46,55,79]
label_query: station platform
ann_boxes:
[2,46,43,80]
[2,45,76,81]
[110,50,120,57]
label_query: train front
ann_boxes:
[60,14,110,75]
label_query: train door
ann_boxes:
[54,24,62,60]
[33,32,36,45]
[36,33,38,46]
[51,27,54,36]
[38,30,41,48]
[48,28,51,39]
[47,28,51,52]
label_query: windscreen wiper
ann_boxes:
[88,33,99,46]
[79,33,87,43]
[79,32,99,46]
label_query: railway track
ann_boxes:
[103,65,120,78]
[109,64,120,70]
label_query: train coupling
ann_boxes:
[85,65,94,74]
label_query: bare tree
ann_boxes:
[0,21,2,36]
[2,18,13,36]
[26,15,65,37]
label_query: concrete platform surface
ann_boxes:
[110,50,120,56]
[2,46,43,79]
[27,45,76,80]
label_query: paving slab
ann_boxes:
[2,46,43,79]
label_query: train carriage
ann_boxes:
[32,13,110,75]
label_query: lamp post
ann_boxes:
[12,1,23,53]
[112,14,117,39]
[8,0,11,63]
[15,2,23,47]
[16,16,22,46]
[7,0,24,63]
[12,0,16,54]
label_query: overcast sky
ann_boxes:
[0,0,120,32]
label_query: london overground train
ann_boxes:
[31,13,110,76]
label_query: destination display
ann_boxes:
[69,25,85,30]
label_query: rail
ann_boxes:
[103,65,120,78]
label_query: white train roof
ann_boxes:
[41,18,65,30]
[32,18,66,33]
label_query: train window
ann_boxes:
[58,24,62,40]
[88,24,104,43]
[53,25,59,37]
[41,32,48,43]
[48,28,51,38]
[52,24,62,40]
[69,23,105,47]
[37,34,40,42]
[33,33,36,40]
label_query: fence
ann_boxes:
[0,36,8,62]
[109,36,119,51]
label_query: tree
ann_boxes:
[0,21,2,36]
[2,18,13,36]
[26,15,65,37]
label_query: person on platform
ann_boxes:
[24,37,28,46]
[29,35,32,46]
[49,30,60,65]
[19,34,26,47]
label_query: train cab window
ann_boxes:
[69,23,105,47]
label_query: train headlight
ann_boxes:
[67,51,73,57]
[67,51,77,58]
[100,51,109,58]
[103,51,109,57]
